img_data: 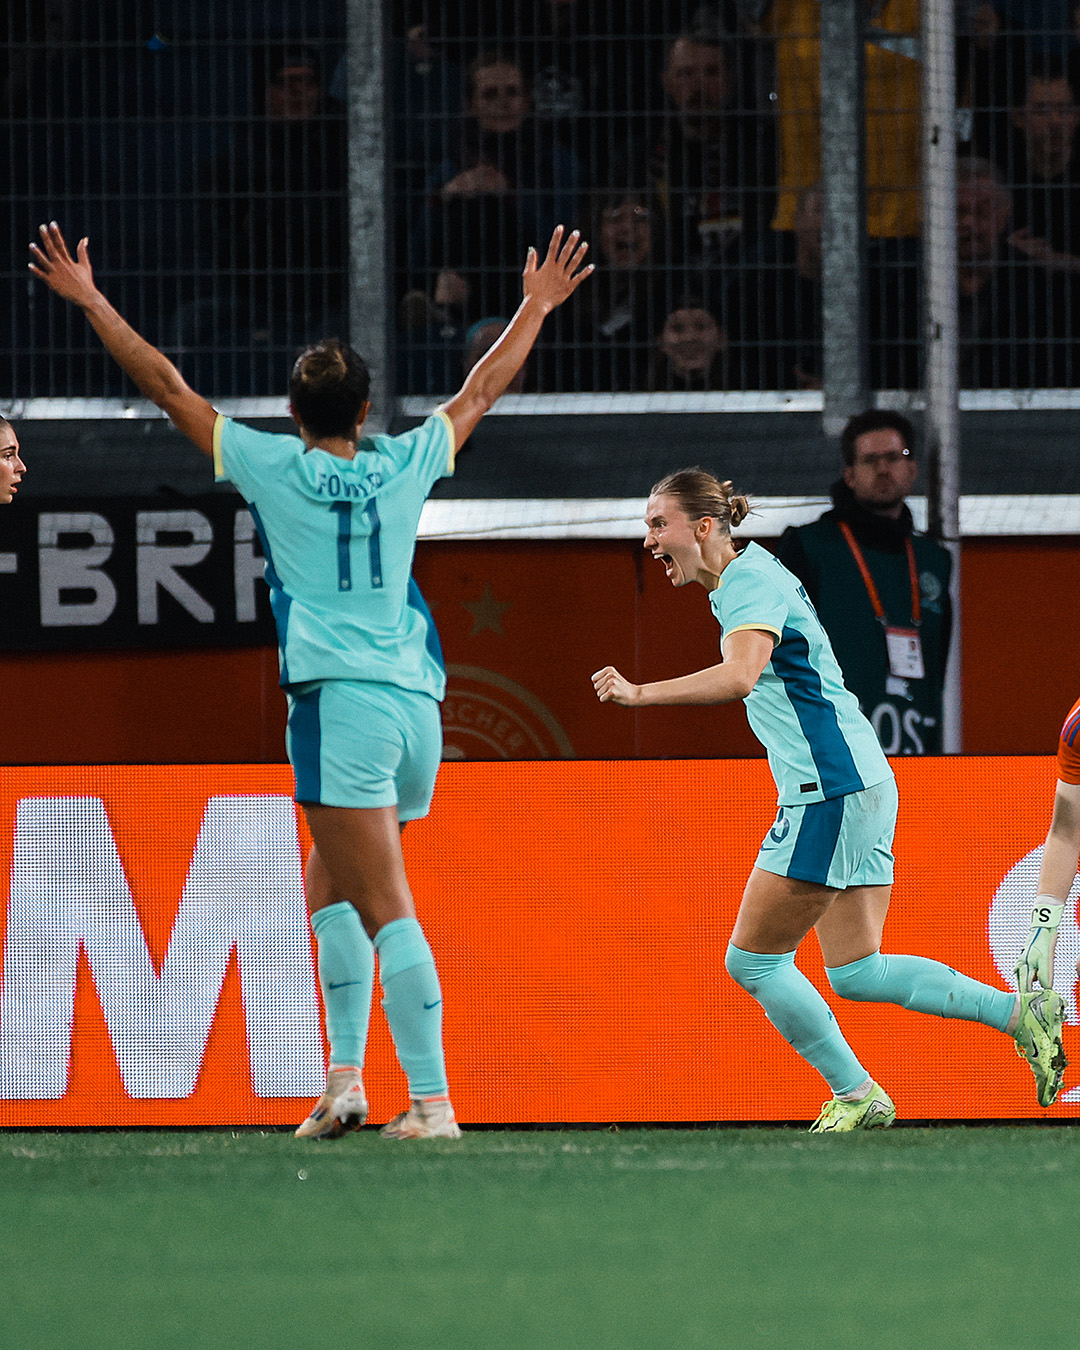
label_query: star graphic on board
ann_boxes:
[462,582,512,636]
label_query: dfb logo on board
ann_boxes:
[440,664,575,760]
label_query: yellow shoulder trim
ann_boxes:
[212,413,227,480]
[724,622,782,646]
[434,409,456,473]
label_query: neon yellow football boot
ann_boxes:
[809,1082,896,1133]
[1013,989,1068,1108]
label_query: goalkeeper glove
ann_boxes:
[1014,898,1065,993]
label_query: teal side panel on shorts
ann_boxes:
[789,795,844,885]
[286,681,440,814]
[757,780,896,888]
[289,686,323,803]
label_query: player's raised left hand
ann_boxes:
[28,222,99,309]
[523,225,593,315]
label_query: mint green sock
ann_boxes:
[311,901,374,1070]
[725,943,869,1096]
[826,951,1016,1033]
[375,916,449,1098]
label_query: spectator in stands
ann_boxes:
[391,20,464,181]
[731,175,922,392]
[227,47,344,327]
[188,46,346,389]
[562,188,666,392]
[958,2,1013,161]
[1008,58,1080,271]
[729,182,823,390]
[956,154,1080,386]
[963,5,1080,164]
[648,295,729,391]
[775,410,952,756]
[409,50,582,327]
[517,0,669,182]
[402,2,502,64]
[396,21,464,163]
[396,271,472,397]
[650,24,774,272]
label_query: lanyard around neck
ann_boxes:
[837,520,921,626]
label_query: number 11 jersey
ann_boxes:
[213,410,455,697]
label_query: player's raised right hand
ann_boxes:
[523,225,593,315]
[28,222,99,309]
[592,665,641,707]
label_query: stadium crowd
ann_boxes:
[6,2,1080,396]
[397,1,1080,395]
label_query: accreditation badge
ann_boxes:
[885,626,925,679]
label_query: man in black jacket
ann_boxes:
[775,410,951,755]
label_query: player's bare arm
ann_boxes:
[593,629,775,707]
[28,222,217,457]
[1015,778,1080,992]
[440,224,592,449]
[1036,779,1080,901]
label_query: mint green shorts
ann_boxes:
[286,679,443,819]
[754,777,898,890]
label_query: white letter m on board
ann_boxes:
[0,795,322,1099]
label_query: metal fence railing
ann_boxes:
[4,3,1080,405]
[3,2,346,400]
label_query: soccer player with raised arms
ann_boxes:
[593,470,1067,1126]
[30,220,592,1139]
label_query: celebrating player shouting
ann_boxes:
[593,469,1067,1126]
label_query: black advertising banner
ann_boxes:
[0,495,275,652]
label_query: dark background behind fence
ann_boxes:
[6,3,1080,404]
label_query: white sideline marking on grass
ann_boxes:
[610,1155,1069,1174]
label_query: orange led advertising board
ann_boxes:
[0,758,1076,1126]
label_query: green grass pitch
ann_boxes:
[3,1125,1078,1349]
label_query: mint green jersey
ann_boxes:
[213,411,454,697]
[710,542,891,805]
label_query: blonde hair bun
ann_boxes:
[650,468,752,533]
